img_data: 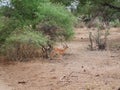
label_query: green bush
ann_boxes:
[1,26,48,61]
[6,26,48,46]
[37,2,76,40]
[0,18,23,43]
[0,0,76,43]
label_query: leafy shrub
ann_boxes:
[1,26,48,61]
[36,2,76,41]
[0,17,23,43]
[0,0,76,43]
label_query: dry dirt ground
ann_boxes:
[0,27,120,90]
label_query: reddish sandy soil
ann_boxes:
[0,27,120,90]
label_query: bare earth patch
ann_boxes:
[0,27,120,90]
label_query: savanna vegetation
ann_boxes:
[0,0,120,61]
[0,0,76,61]
[0,1,120,90]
